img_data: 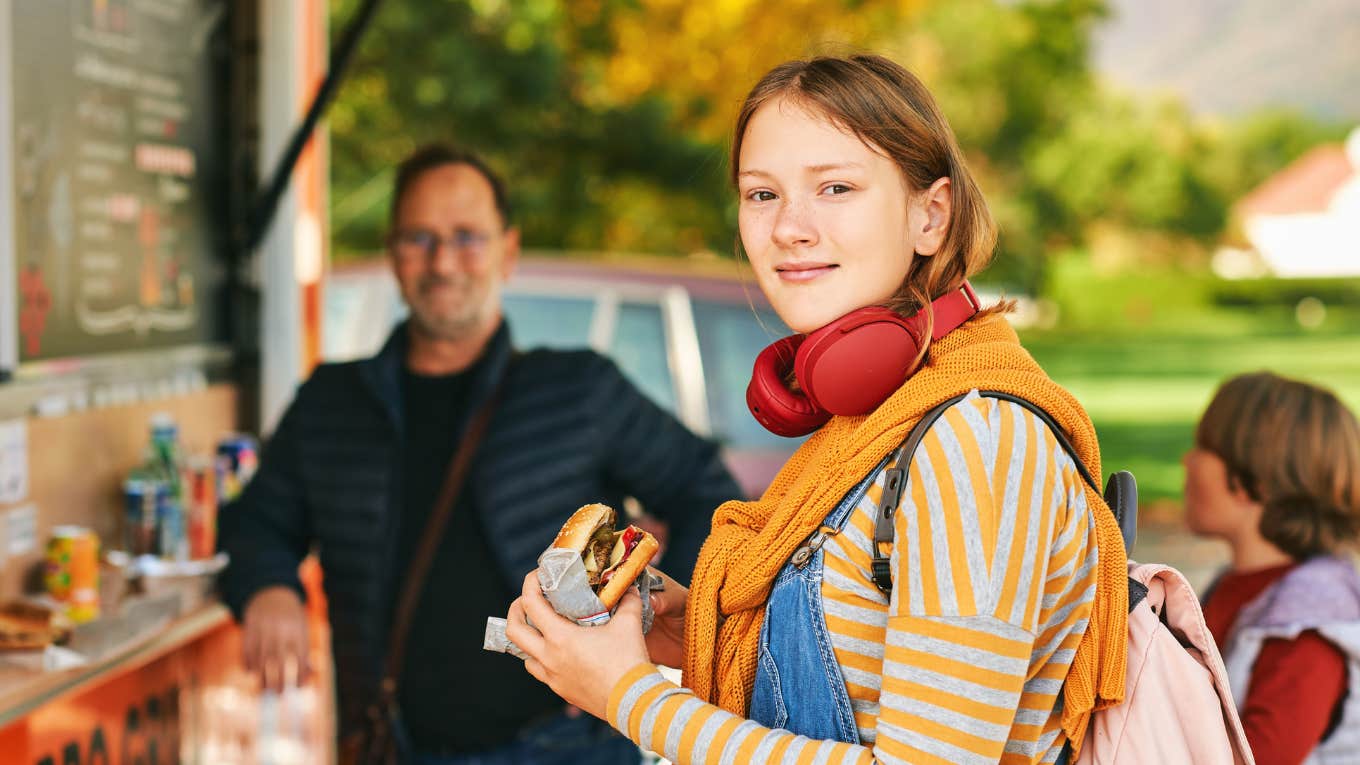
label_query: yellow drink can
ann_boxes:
[45,526,100,623]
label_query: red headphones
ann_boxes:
[746,282,981,437]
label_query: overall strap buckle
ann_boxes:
[792,524,839,568]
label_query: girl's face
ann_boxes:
[1183,447,1261,540]
[736,98,949,334]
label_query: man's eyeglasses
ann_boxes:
[388,228,495,263]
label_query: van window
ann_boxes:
[322,272,405,361]
[611,302,677,413]
[503,293,595,350]
[691,300,803,450]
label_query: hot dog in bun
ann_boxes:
[551,503,659,610]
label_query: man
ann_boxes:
[218,144,739,763]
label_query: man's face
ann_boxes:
[388,163,519,342]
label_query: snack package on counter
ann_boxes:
[0,600,71,651]
[484,504,662,658]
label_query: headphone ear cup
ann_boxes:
[796,309,921,417]
[746,335,832,438]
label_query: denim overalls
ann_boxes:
[749,460,886,743]
[747,456,1073,764]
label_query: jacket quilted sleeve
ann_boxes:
[590,355,739,586]
[216,378,317,618]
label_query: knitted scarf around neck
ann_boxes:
[681,314,1127,751]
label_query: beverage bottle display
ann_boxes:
[186,454,218,559]
[145,413,185,497]
[127,413,190,560]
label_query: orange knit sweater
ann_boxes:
[681,313,1127,754]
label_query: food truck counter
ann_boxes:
[0,579,332,764]
[0,387,332,764]
[0,603,232,730]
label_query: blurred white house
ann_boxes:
[1214,127,1360,279]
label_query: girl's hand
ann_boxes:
[505,570,651,721]
[644,568,688,668]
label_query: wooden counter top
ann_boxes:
[0,603,232,729]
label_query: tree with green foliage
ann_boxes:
[330,0,728,257]
[327,0,1347,295]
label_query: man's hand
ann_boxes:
[242,586,310,692]
[644,568,687,669]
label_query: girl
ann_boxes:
[1187,372,1360,765]
[505,54,1128,764]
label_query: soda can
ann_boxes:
[45,526,100,623]
[216,434,259,502]
[187,456,217,559]
[124,477,163,556]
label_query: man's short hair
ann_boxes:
[390,143,512,228]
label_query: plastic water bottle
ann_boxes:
[143,413,188,560]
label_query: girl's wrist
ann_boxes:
[605,661,667,732]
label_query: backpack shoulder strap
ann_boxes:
[869,394,965,593]
[870,391,1102,594]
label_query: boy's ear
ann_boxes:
[1226,472,1242,494]
[1226,472,1258,505]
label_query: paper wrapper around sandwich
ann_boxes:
[483,548,661,659]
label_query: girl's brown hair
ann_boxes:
[731,55,1005,351]
[1196,371,1360,559]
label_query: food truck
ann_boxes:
[0,1,334,761]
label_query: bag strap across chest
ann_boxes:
[382,380,507,693]
[868,390,1136,594]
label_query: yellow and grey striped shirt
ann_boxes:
[607,392,1099,764]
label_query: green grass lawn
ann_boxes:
[1019,305,1360,519]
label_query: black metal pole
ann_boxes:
[242,0,384,256]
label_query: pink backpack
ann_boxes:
[884,394,1255,764]
[1074,562,1255,765]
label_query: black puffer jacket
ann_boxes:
[217,321,738,735]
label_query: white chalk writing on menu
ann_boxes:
[11,0,226,362]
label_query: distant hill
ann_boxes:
[1093,0,1360,121]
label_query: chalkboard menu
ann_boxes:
[9,0,227,364]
